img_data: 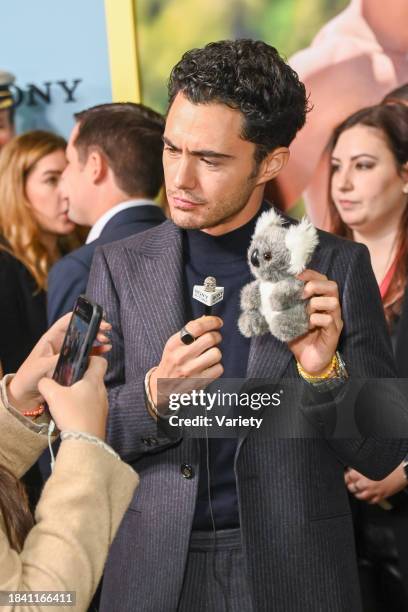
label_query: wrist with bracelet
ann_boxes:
[145,367,174,421]
[5,376,46,419]
[22,404,45,418]
[297,351,348,392]
[145,366,159,418]
[402,458,408,485]
[1,374,50,433]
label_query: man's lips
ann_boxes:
[171,195,205,209]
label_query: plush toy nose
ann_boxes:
[250,249,260,267]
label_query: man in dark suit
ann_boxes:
[47,103,166,324]
[87,41,408,611]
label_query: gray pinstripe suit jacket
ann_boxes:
[87,217,408,612]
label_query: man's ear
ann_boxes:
[255,147,290,186]
[401,162,408,192]
[87,148,108,185]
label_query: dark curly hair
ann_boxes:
[168,39,309,164]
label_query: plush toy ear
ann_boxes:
[254,208,284,236]
[285,217,319,274]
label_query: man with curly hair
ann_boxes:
[87,40,406,611]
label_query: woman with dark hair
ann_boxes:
[0,314,138,609]
[328,102,408,611]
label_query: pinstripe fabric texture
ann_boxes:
[86,217,408,612]
[177,529,253,612]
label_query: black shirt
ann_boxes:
[183,205,266,530]
[0,247,47,374]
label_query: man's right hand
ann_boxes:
[149,316,224,406]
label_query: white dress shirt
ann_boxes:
[85,199,158,244]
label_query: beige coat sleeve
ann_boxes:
[0,381,139,611]
[0,376,54,478]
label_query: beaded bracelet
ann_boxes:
[296,352,339,381]
[23,404,45,418]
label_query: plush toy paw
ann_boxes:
[240,280,261,310]
[266,303,309,343]
[238,310,269,337]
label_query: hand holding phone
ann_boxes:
[39,356,109,439]
[53,296,104,386]
[7,300,111,415]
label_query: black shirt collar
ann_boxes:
[184,201,270,263]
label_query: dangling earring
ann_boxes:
[403,184,408,194]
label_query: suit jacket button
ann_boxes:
[181,464,194,479]
[149,436,158,445]
[141,437,151,446]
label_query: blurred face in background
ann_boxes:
[0,109,14,151]
[25,149,75,236]
[60,123,93,226]
[331,124,408,235]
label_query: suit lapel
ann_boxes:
[246,333,292,380]
[123,221,185,363]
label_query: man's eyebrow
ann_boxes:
[162,136,235,159]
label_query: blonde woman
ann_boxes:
[0,131,78,374]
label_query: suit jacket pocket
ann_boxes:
[309,510,351,522]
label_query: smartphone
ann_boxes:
[52,295,103,386]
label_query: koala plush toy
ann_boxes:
[238,209,319,343]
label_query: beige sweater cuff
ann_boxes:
[0,379,52,478]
